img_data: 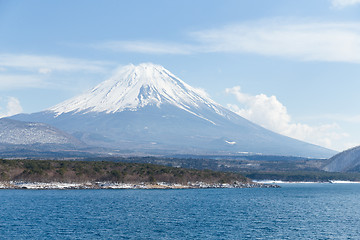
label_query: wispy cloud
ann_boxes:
[193,20,360,63]
[0,54,115,90]
[0,97,23,118]
[299,114,360,123]
[225,86,348,150]
[0,54,113,73]
[94,41,195,55]
[38,68,52,74]
[0,74,47,90]
[96,19,360,64]
[331,0,360,8]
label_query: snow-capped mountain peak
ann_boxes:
[11,63,336,158]
[50,63,222,118]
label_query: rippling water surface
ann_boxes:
[1,183,360,239]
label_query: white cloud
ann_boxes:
[0,74,47,90]
[342,142,360,150]
[0,54,115,90]
[0,97,23,118]
[299,114,360,123]
[98,19,360,64]
[38,68,52,74]
[94,41,194,55]
[225,86,348,150]
[331,0,360,8]
[193,20,360,63]
[0,54,112,73]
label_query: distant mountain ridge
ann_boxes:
[0,118,83,146]
[0,118,93,158]
[323,146,360,172]
[10,63,336,158]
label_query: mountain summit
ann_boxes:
[50,63,225,124]
[11,63,336,158]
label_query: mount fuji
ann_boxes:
[10,63,335,158]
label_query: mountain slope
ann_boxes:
[10,63,336,158]
[49,63,230,125]
[323,146,360,172]
[0,118,97,158]
[0,118,83,145]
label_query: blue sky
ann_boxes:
[1,0,360,151]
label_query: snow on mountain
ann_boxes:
[10,63,336,158]
[49,63,225,124]
[0,118,83,145]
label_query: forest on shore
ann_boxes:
[0,159,250,185]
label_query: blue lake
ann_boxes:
[1,183,360,239]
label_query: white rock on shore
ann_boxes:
[0,181,279,189]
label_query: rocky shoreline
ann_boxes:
[0,181,280,190]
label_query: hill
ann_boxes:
[323,146,360,172]
[0,118,91,157]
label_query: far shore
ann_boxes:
[0,181,279,190]
[254,180,360,184]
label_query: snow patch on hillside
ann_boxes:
[0,119,77,145]
[225,140,236,145]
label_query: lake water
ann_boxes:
[1,183,360,239]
